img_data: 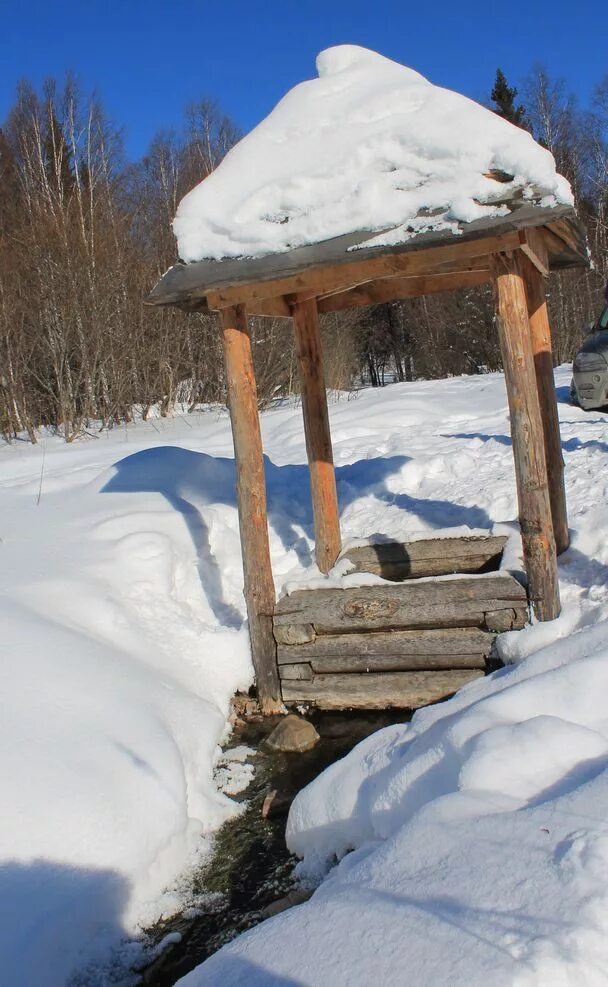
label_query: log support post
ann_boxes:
[521,255,569,554]
[221,304,282,713]
[492,251,560,621]
[290,295,341,573]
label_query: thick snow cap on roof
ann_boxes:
[173,45,573,263]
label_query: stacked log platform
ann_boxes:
[273,536,527,709]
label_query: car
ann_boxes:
[571,303,608,410]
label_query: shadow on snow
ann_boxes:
[0,859,129,987]
[102,447,492,627]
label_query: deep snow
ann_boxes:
[174,45,572,263]
[2,367,608,985]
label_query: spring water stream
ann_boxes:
[142,708,411,986]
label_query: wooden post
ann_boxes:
[492,251,560,621]
[290,296,341,573]
[521,255,569,555]
[221,304,282,713]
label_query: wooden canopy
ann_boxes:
[148,200,585,314]
[148,200,588,713]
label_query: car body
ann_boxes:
[571,304,608,410]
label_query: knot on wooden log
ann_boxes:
[342,597,400,620]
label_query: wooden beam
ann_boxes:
[247,295,293,318]
[290,296,341,573]
[248,264,491,316]
[546,218,588,260]
[317,269,492,313]
[492,251,560,620]
[220,304,282,713]
[521,255,569,554]
[206,230,522,310]
[519,228,549,276]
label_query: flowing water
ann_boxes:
[142,708,411,986]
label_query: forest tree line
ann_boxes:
[0,66,607,441]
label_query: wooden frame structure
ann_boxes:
[148,204,588,713]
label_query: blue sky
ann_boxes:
[1,0,605,159]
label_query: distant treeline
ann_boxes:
[0,67,606,441]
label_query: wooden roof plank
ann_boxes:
[147,203,585,311]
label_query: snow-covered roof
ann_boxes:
[173,45,573,265]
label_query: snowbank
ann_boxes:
[0,435,253,985]
[185,622,608,986]
[174,45,572,262]
[285,619,608,871]
[2,367,607,984]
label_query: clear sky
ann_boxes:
[1,0,605,160]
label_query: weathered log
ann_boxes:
[281,670,483,709]
[314,605,487,633]
[484,608,527,632]
[290,296,341,573]
[341,535,506,581]
[522,256,569,555]
[221,304,282,713]
[278,663,314,680]
[274,574,526,633]
[310,653,487,673]
[493,251,560,621]
[273,623,316,645]
[277,627,493,663]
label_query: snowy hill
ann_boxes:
[1,366,608,984]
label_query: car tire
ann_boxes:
[570,378,579,407]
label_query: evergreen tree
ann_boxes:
[491,69,529,129]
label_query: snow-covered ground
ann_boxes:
[2,366,608,985]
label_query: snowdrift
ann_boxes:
[180,616,608,987]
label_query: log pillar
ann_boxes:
[492,251,560,621]
[521,256,569,555]
[290,296,341,573]
[221,304,282,713]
